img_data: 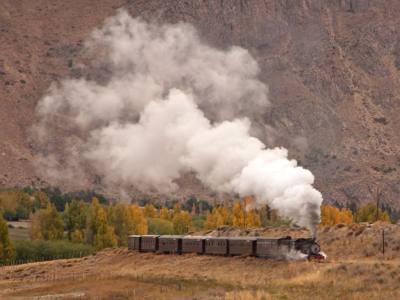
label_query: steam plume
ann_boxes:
[33,10,322,234]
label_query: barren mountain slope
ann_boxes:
[1,0,400,208]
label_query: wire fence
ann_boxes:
[1,267,138,284]
[3,270,102,283]
[0,251,91,271]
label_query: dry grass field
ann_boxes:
[7,221,31,241]
[1,223,399,299]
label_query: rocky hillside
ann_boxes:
[1,0,400,208]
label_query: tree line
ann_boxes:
[320,203,391,226]
[0,187,397,264]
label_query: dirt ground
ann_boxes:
[1,223,399,299]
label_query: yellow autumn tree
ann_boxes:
[86,198,117,249]
[172,211,191,234]
[159,207,171,220]
[93,208,118,250]
[108,203,138,246]
[205,210,217,229]
[205,206,230,229]
[338,208,353,224]
[321,205,339,225]
[320,205,353,226]
[246,209,262,228]
[129,204,148,235]
[232,201,245,228]
[217,206,231,226]
[172,203,181,217]
[144,204,157,218]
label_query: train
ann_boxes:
[128,235,323,260]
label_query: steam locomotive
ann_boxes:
[128,235,323,260]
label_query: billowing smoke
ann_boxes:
[33,10,322,234]
[285,249,308,261]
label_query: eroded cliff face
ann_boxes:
[1,0,399,208]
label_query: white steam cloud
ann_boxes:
[34,10,322,234]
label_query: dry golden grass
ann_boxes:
[0,223,399,299]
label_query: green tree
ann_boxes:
[0,190,33,220]
[0,215,15,264]
[31,204,64,240]
[86,198,117,250]
[33,191,50,211]
[108,203,136,246]
[15,191,34,219]
[128,205,148,235]
[94,214,117,250]
[159,207,171,220]
[64,200,88,241]
[147,218,174,235]
[355,203,390,223]
[191,215,205,231]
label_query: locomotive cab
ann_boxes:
[294,238,323,259]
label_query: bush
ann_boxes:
[13,240,94,262]
[191,215,205,231]
[3,209,17,221]
[355,203,390,223]
[147,218,174,235]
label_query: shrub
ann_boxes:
[12,240,94,262]
[147,218,174,235]
[191,215,205,231]
[355,203,391,223]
